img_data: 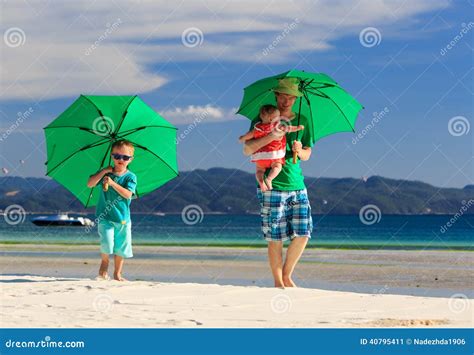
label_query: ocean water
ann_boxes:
[0,214,472,250]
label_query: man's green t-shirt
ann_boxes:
[250,112,313,191]
[96,170,137,224]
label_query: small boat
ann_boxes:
[32,213,95,227]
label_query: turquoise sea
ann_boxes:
[0,214,472,250]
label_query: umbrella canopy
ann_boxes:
[44,95,178,207]
[237,69,363,150]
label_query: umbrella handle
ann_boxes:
[292,151,298,164]
[103,182,109,192]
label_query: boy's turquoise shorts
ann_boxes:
[98,220,133,258]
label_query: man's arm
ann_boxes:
[292,141,312,161]
[243,131,284,156]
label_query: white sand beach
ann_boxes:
[1,274,472,328]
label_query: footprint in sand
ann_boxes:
[178,319,203,326]
[1,305,21,315]
[149,319,203,326]
[360,318,450,327]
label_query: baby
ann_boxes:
[239,105,303,191]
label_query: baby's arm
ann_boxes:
[285,124,304,133]
[239,129,255,143]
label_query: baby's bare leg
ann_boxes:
[256,166,268,192]
[265,162,282,190]
[98,253,109,277]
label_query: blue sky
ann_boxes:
[0,0,472,188]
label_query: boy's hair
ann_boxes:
[111,139,135,154]
[260,104,278,116]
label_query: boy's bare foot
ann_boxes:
[95,274,111,281]
[98,254,110,279]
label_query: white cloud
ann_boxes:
[160,104,239,124]
[0,0,450,101]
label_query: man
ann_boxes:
[243,77,313,288]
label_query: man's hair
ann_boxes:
[260,104,278,116]
[111,139,134,154]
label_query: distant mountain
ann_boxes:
[0,168,472,215]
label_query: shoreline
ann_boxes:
[1,241,472,251]
[2,212,471,216]
[1,244,472,299]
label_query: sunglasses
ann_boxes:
[111,153,133,161]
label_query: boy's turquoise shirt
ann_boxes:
[96,170,137,224]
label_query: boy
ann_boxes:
[87,139,137,281]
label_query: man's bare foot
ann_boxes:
[283,276,297,287]
[274,281,285,288]
[95,274,110,281]
[114,273,127,281]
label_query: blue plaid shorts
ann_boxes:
[257,188,313,242]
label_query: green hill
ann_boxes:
[0,168,472,215]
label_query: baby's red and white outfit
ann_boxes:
[251,119,287,169]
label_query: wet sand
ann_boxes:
[1,244,472,298]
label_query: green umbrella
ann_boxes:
[44,95,178,207]
[237,69,363,162]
